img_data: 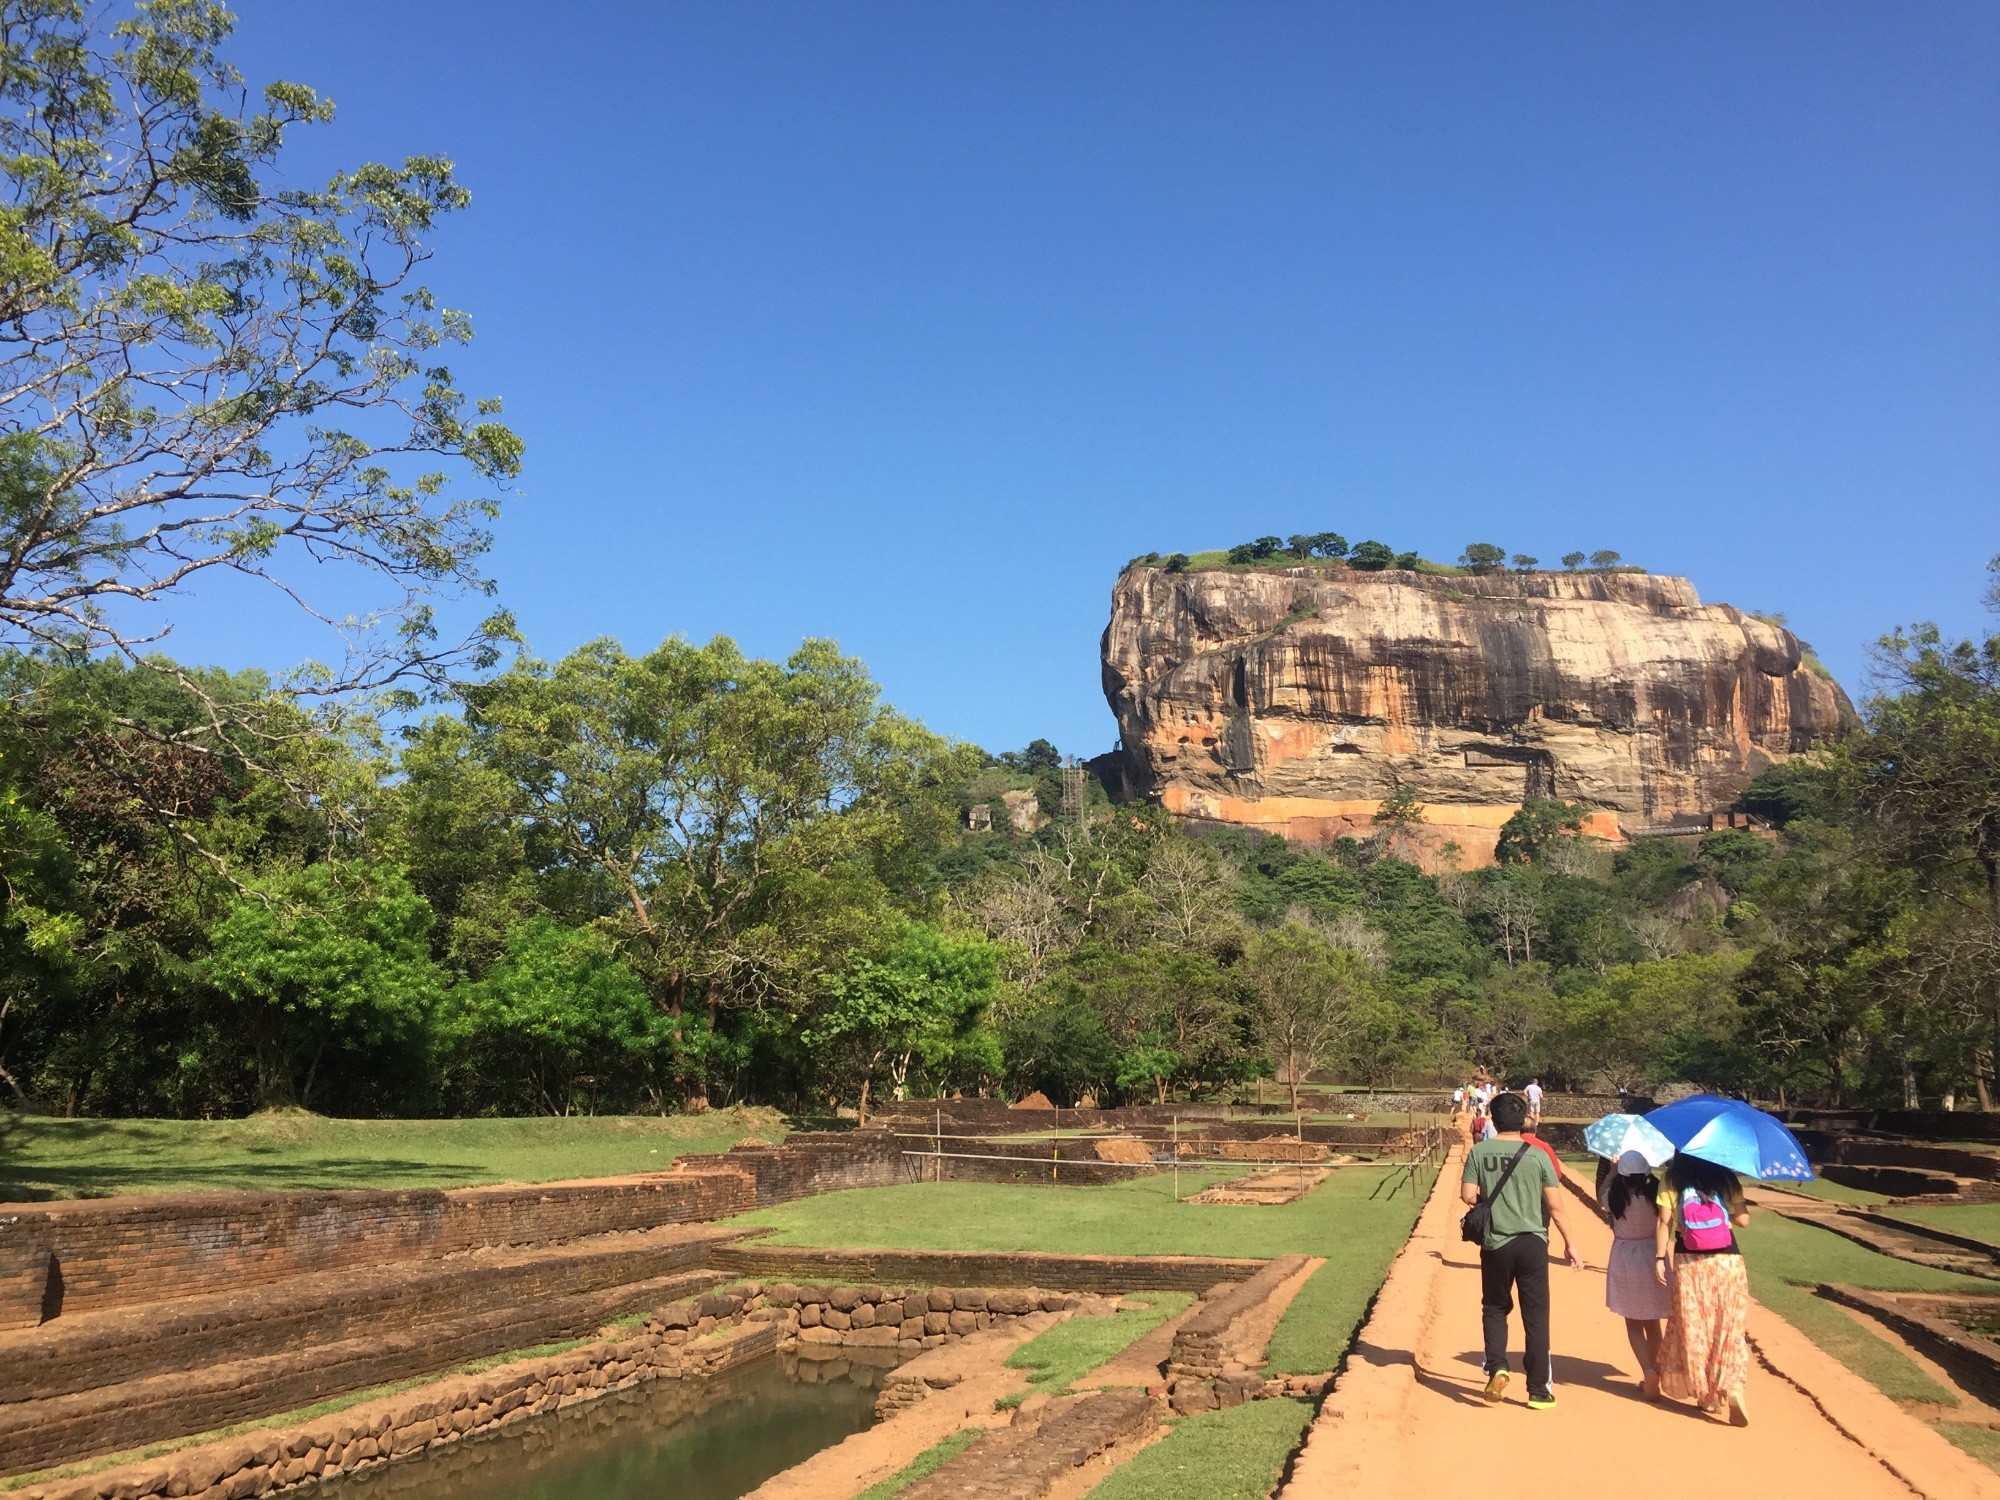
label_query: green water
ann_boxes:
[315,1353,888,1500]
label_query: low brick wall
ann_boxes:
[6,1278,1095,1499]
[0,1171,755,1333]
[712,1243,1266,1294]
[671,1131,910,1207]
[7,1295,788,1500]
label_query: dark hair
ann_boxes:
[1489,1092,1529,1133]
[1607,1170,1659,1220]
[1664,1155,1744,1216]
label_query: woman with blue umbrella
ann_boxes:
[1644,1094,1813,1427]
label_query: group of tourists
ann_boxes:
[1455,1077,1545,1144]
[1459,1089,1753,1425]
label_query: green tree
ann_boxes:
[0,2,520,697]
[1244,922,1377,1110]
[443,918,661,1115]
[804,923,1000,1123]
[1589,550,1624,570]
[1512,555,1538,571]
[1227,543,1258,565]
[1348,540,1395,570]
[1494,799,1590,864]
[1459,542,1507,574]
[202,860,444,1107]
[418,635,967,1102]
[1311,532,1349,559]
[1251,535,1284,558]
[1561,552,1586,570]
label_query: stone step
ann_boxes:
[0,1265,723,1479]
[897,1387,1158,1500]
[0,1223,741,1406]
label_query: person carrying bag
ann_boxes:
[1459,1091,1582,1409]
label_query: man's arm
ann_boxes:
[1542,1185,1581,1266]
[1461,1180,1483,1206]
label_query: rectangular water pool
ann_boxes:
[308,1350,899,1500]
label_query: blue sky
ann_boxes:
[190,1,1999,757]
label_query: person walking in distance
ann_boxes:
[1524,1077,1544,1128]
[1461,1091,1582,1409]
[1657,1155,1754,1425]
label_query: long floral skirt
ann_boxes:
[1660,1252,1751,1406]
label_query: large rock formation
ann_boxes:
[1099,564,1856,862]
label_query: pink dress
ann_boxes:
[1601,1180,1672,1320]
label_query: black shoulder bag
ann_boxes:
[1460,1142,1534,1245]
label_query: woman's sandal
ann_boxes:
[1726,1392,1750,1427]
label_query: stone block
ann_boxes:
[923,1311,949,1336]
[952,1288,988,1311]
[858,1284,887,1304]
[850,1303,876,1328]
[903,1293,929,1321]
[947,1310,978,1335]
[926,1287,955,1313]
[766,1282,800,1307]
[822,1307,852,1331]
[828,1286,863,1312]
[1169,1380,1219,1415]
[799,1303,822,1328]
[900,1316,927,1339]
[848,1325,898,1347]
[799,1326,844,1345]
[796,1284,830,1305]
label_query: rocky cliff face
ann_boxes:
[1099,565,1856,861]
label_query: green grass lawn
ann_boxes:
[1741,1212,1998,1407]
[736,1164,1433,1376]
[1084,1397,1316,1500]
[1884,1203,2000,1246]
[1003,1293,1195,1400]
[1762,1177,1893,1207]
[0,1109,784,1200]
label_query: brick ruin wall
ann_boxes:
[0,1132,911,1334]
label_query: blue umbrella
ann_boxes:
[1644,1094,1816,1181]
[1582,1113,1676,1169]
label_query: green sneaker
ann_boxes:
[1527,1390,1557,1410]
[1482,1370,1509,1403]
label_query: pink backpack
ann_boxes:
[1679,1188,1735,1252]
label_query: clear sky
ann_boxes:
[191,1,1999,758]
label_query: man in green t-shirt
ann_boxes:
[1459,1090,1581,1409]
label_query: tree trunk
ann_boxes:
[1978,1048,1995,1112]
[857,1076,871,1128]
[1902,1055,1920,1111]
[1286,1047,1301,1113]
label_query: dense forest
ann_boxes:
[1,557,1995,1119]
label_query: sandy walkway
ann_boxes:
[1283,1147,2000,1500]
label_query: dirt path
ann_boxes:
[1283,1147,2000,1500]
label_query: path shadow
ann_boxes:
[1446,1349,1715,1418]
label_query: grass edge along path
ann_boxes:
[1265,1165,1437,1375]
[1741,1211,1995,1408]
[1082,1397,1316,1500]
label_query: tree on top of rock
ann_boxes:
[1460,542,1508,574]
